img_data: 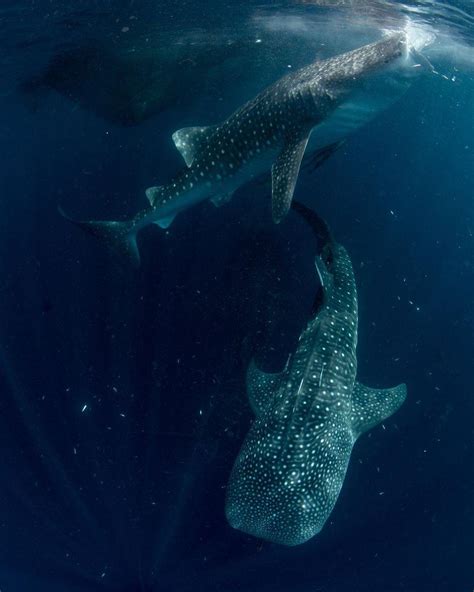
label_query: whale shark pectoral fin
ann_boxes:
[351,381,407,438]
[172,125,218,167]
[301,140,345,174]
[153,213,176,229]
[246,359,284,417]
[210,191,233,208]
[271,129,311,224]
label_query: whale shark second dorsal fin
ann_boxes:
[246,359,284,417]
[271,128,311,223]
[172,125,218,167]
[351,381,407,438]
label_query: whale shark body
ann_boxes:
[63,33,422,265]
[225,202,407,545]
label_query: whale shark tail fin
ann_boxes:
[291,201,335,312]
[291,200,333,249]
[58,207,140,267]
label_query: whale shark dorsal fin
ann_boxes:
[172,125,218,167]
[246,359,283,417]
[351,381,407,438]
[271,129,311,223]
[146,185,165,207]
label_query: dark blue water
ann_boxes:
[0,1,473,590]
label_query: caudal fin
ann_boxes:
[290,200,333,248]
[59,207,140,267]
[291,201,334,315]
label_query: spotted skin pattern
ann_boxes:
[63,35,408,265]
[225,219,407,546]
[143,34,405,226]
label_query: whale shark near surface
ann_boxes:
[62,33,423,265]
[20,38,283,127]
[225,202,407,546]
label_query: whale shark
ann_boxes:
[20,39,273,127]
[225,202,407,546]
[62,33,420,265]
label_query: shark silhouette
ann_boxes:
[20,40,264,127]
[61,33,423,265]
[225,201,407,545]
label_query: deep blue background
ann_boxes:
[0,3,473,590]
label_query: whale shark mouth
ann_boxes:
[383,18,437,58]
[308,71,413,155]
[385,19,446,81]
[404,21,437,52]
[306,23,435,155]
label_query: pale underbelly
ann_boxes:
[309,71,413,152]
[149,146,279,225]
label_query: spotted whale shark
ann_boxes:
[225,202,407,546]
[62,33,423,265]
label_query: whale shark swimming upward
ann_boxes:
[225,202,407,546]
[62,33,424,265]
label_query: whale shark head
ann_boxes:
[338,33,406,77]
[300,32,431,150]
[305,34,406,106]
[225,413,355,545]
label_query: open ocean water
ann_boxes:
[0,1,473,590]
